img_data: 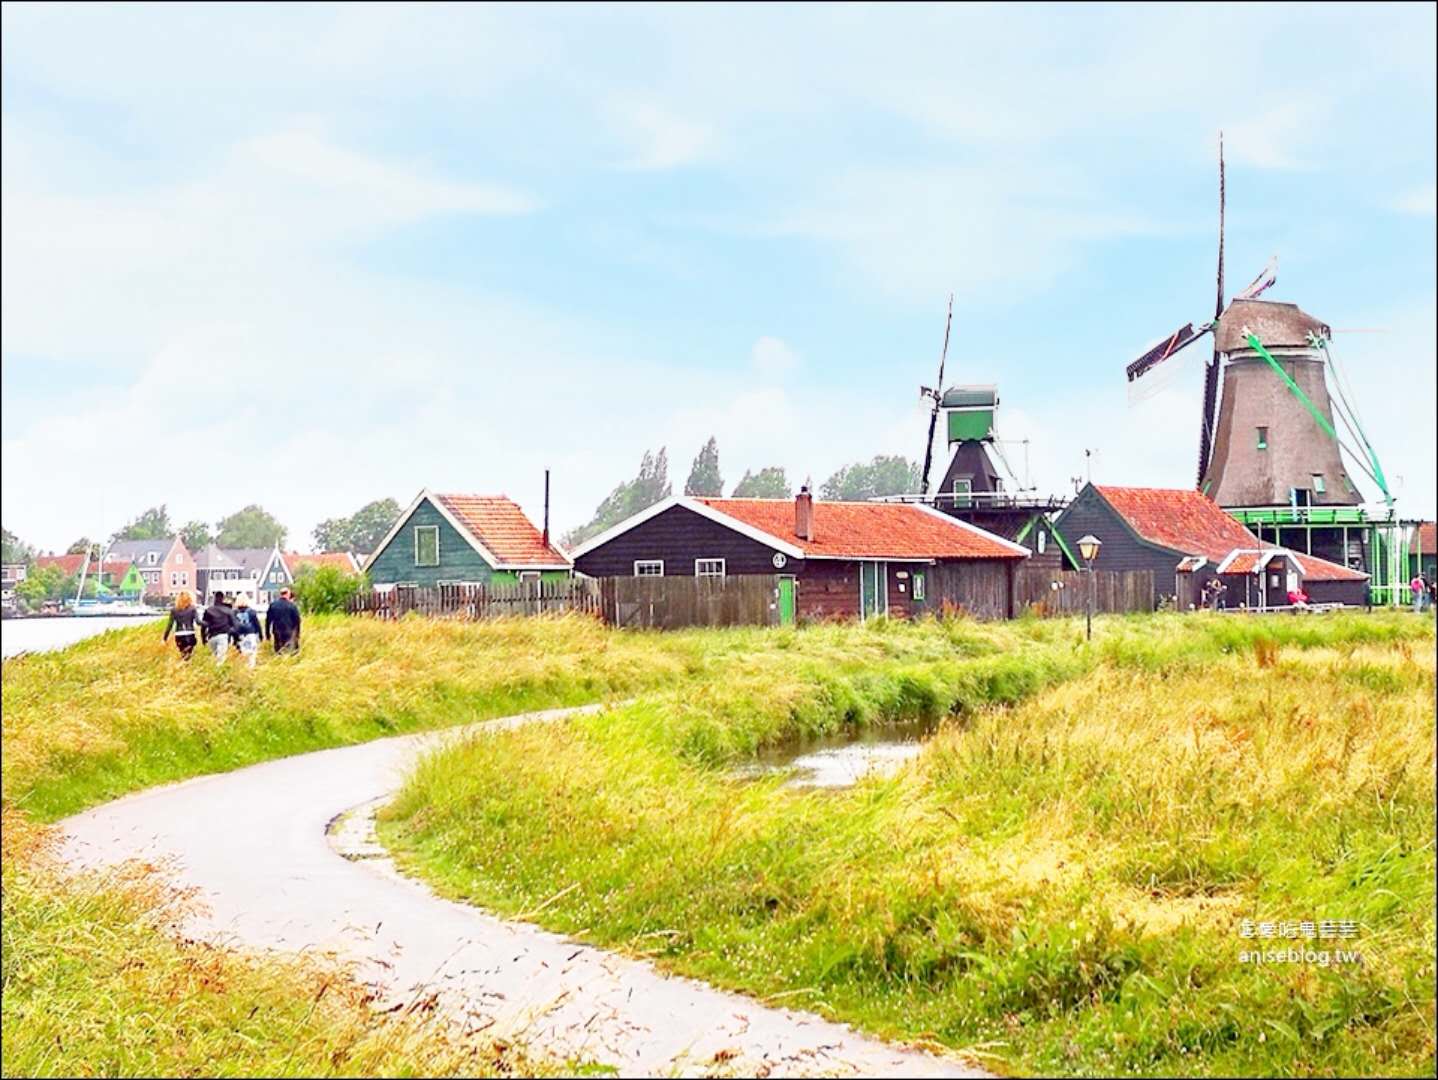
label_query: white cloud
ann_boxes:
[1391,183,1437,217]
[1222,103,1322,171]
[750,336,800,378]
[610,101,713,171]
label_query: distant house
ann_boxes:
[1410,522,1436,580]
[285,551,362,576]
[223,547,292,605]
[31,553,141,595]
[1,563,25,611]
[363,490,570,590]
[107,537,195,599]
[1055,484,1369,607]
[192,544,248,599]
[569,490,1030,622]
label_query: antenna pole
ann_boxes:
[542,468,551,547]
[1197,131,1224,488]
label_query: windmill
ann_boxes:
[918,294,954,496]
[1123,134,1389,512]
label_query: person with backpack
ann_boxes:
[200,590,236,662]
[163,590,199,660]
[232,594,263,669]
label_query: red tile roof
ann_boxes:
[1218,548,1367,581]
[1095,486,1259,562]
[32,554,133,580]
[434,494,570,567]
[1416,522,1436,555]
[285,552,359,575]
[694,498,1027,560]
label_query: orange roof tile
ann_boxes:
[1416,522,1436,554]
[285,552,359,574]
[694,498,1027,560]
[1095,486,1259,562]
[1218,548,1367,581]
[434,494,569,567]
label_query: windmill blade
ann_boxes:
[1197,131,1225,488]
[1125,322,1211,382]
[1234,255,1278,301]
[919,294,954,496]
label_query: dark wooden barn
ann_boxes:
[1056,484,1368,608]
[569,490,1031,623]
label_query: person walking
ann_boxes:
[201,590,236,662]
[163,590,199,660]
[232,594,263,669]
[265,587,302,654]
[1411,573,1426,614]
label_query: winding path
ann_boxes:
[59,704,985,1078]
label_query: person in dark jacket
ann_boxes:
[201,590,236,662]
[163,590,199,660]
[265,587,302,654]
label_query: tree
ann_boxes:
[111,505,172,543]
[179,520,213,552]
[312,498,401,554]
[66,537,99,557]
[819,455,920,501]
[731,467,792,499]
[684,437,724,497]
[15,565,67,608]
[291,564,368,615]
[562,448,672,548]
[214,505,287,549]
[2,527,34,565]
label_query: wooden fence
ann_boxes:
[926,562,1016,620]
[599,575,780,629]
[348,579,602,620]
[1014,568,1155,616]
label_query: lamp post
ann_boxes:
[1077,534,1102,641]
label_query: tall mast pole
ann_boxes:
[1197,132,1225,489]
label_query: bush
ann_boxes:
[290,565,367,615]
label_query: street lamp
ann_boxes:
[1077,534,1102,641]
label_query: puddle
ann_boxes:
[733,717,941,789]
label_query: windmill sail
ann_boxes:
[1126,322,1209,382]
[1235,255,1278,301]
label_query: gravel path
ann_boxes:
[58,704,986,1077]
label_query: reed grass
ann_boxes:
[380,612,1436,1077]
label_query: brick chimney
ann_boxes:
[794,486,814,542]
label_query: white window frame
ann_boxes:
[694,558,726,579]
[518,571,541,583]
[1312,473,1326,494]
[634,560,664,577]
[1036,530,1047,554]
[414,525,440,567]
[912,571,925,601]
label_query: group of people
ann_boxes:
[1412,573,1436,614]
[163,588,302,666]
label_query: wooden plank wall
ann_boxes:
[600,575,780,629]
[927,562,1015,620]
[1013,568,1155,616]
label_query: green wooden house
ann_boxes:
[363,490,571,589]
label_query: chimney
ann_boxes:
[795,486,814,542]
[542,468,551,548]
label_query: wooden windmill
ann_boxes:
[1124,134,1385,511]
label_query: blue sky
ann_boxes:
[3,2,1434,552]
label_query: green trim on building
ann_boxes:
[367,498,499,588]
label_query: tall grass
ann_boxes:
[381,613,1436,1077]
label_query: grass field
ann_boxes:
[379,612,1437,1077]
[3,610,1433,1077]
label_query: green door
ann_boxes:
[860,561,888,620]
[777,576,795,625]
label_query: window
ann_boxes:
[1256,426,1268,450]
[518,571,540,583]
[147,552,157,565]
[953,477,972,508]
[1036,530,1047,555]
[912,572,925,601]
[634,560,664,577]
[695,558,725,579]
[414,526,440,567]
[1312,473,1326,495]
